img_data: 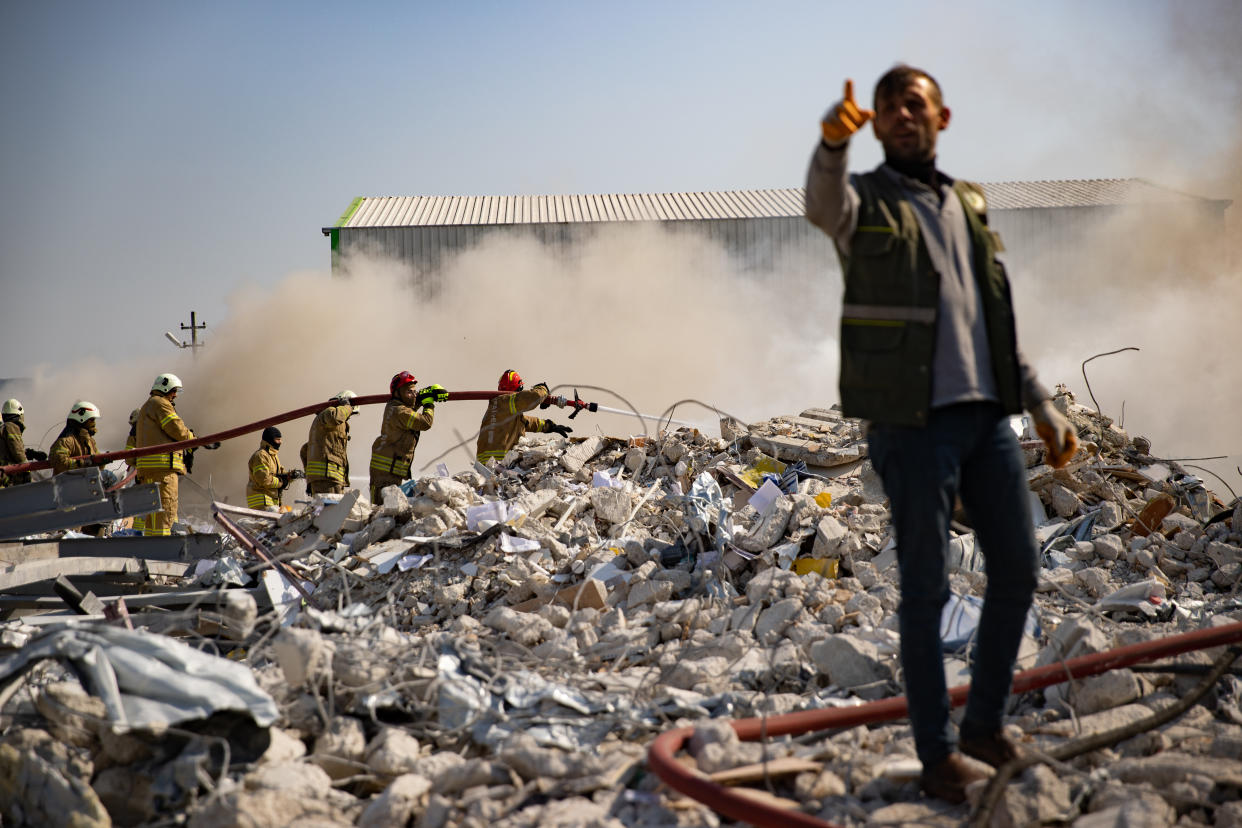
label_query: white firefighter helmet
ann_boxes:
[2,399,23,417]
[331,390,357,405]
[68,401,101,424]
[129,408,140,427]
[152,373,183,394]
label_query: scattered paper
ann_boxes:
[747,479,783,517]
[397,553,432,571]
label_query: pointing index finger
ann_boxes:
[843,79,855,105]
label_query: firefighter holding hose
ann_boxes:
[0,399,45,487]
[49,401,104,475]
[246,426,302,510]
[368,371,446,502]
[136,373,195,536]
[476,370,572,464]
[304,390,357,495]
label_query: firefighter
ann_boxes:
[49,401,103,475]
[369,371,446,502]
[246,426,301,510]
[476,370,572,464]
[49,401,110,535]
[304,390,357,495]
[136,373,195,536]
[1,399,45,487]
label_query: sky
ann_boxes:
[1,0,1240,505]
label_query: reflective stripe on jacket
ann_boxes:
[49,425,99,475]
[369,398,433,479]
[136,393,194,473]
[306,404,351,483]
[476,387,548,461]
[245,441,285,509]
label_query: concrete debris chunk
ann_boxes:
[734,496,794,552]
[312,716,367,780]
[358,773,432,828]
[588,485,633,525]
[559,436,607,473]
[247,760,335,797]
[378,485,412,520]
[0,742,110,828]
[271,626,332,687]
[810,634,892,688]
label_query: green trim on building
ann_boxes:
[335,197,363,228]
[328,197,362,275]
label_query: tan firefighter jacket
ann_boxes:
[246,441,285,509]
[476,386,551,462]
[306,404,352,484]
[49,425,99,475]
[370,399,434,479]
[1,418,31,485]
[136,393,194,474]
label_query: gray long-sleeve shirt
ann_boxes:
[806,140,1049,411]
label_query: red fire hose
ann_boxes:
[647,619,1242,828]
[0,391,501,477]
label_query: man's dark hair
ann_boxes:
[874,64,943,110]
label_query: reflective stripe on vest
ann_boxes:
[841,303,937,325]
[136,453,185,472]
[369,452,411,477]
[247,492,278,509]
[306,459,346,482]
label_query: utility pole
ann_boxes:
[164,311,207,357]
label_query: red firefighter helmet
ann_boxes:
[390,371,417,397]
[498,370,523,393]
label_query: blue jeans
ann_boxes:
[867,402,1038,765]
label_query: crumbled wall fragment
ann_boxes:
[312,717,366,780]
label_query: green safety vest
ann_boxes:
[835,171,1022,426]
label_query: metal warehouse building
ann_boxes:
[323,179,1230,280]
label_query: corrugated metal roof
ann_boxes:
[979,178,1218,210]
[329,179,1224,229]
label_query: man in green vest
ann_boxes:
[805,65,1077,804]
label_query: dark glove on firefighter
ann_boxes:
[821,79,874,146]
[545,422,572,437]
[532,382,549,394]
[416,384,449,407]
[25,448,47,462]
[204,442,222,450]
[278,468,305,489]
[1031,399,1078,470]
[185,448,196,474]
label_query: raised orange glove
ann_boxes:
[1030,399,1078,469]
[821,79,874,145]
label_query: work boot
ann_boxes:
[920,752,989,804]
[959,722,1022,768]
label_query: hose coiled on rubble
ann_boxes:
[646,619,1242,828]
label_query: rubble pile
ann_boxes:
[3,388,1242,827]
